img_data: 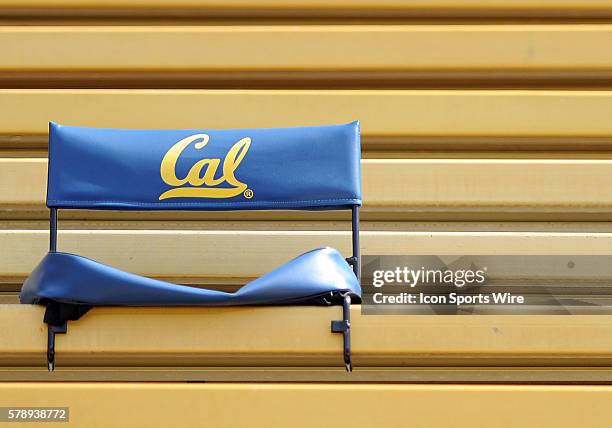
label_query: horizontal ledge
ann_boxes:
[1,383,612,427]
[8,220,612,232]
[5,89,612,138]
[6,305,612,368]
[4,158,612,210]
[4,1,612,18]
[4,209,612,222]
[4,367,612,383]
[10,72,612,92]
[4,26,612,72]
[3,230,612,278]
[9,136,612,155]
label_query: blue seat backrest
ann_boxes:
[47,121,361,211]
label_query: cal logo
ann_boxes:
[159,134,251,200]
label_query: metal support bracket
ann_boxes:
[43,301,91,372]
[331,294,352,372]
[47,322,67,372]
[345,256,357,267]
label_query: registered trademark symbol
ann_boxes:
[244,189,254,199]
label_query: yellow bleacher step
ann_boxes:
[4,90,612,141]
[0,383,611,427]
[5,158,612,211]
[3,305,612,367]
[2,230,612,281]
[3,25,612,76]
[2,0,612,18]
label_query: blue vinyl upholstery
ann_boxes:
[20,247,361,306]
[46,122,361,211]
[21,122,362,307]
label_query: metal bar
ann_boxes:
[341,294,352,371]
[49,208,57,252]
[331,294,352,372]
[47,323,67,372]
[351,205,360,280]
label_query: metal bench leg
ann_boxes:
[47,323,67,372]
[43,301,91,372]
[331,294,352,372]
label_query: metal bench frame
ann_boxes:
[45,204,360,372]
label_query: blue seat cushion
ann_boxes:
[20,247,361,306]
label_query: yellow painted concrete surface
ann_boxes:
[5,26,612,72]
[1,0,612,403]
[0,383,610,428]
[3,230,612,280]
[3,305,612,367]
[3,0,612,16]
[5,90,612,138]
[4,158,612,210]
